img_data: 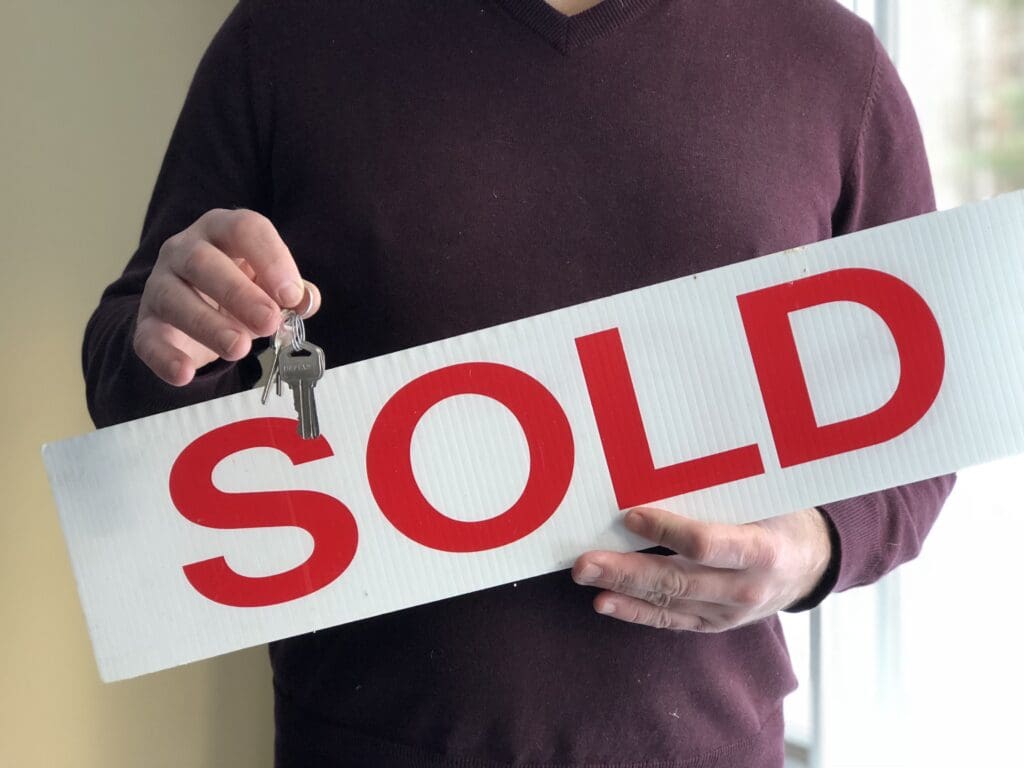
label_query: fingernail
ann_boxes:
[219,329,240,354]
[277,280,304,307]
[578,564,602,582]
[596,601,616,615]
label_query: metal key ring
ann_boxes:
[286,311,306,352]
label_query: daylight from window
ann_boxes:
[784,2,1024,767]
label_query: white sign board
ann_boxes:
[44,191,1024,682]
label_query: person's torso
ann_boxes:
[258,1,873,764]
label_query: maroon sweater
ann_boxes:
[84,1,954,765]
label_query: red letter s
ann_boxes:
[170,417,357,607]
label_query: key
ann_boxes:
[279,340,325,439]
[260,311,299,404]
[260,343,282,405]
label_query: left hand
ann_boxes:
[572,506,832,632]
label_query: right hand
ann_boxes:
[134,208,321,386]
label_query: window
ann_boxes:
[785,2,1024,766]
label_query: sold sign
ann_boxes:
[44,192,1024,682]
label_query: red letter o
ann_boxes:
[366,363,574,553]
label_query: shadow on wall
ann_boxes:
[206,649,276,767]
[97,649,275,767]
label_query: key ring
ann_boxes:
[259,288,326,440]
[279,283,313,352]
[281,309,306,352]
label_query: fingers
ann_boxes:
[573,508,806,633]
[135,208,322,386]
[625,507,778,570]
[571,506,779,634]
[572,552,747,606]
[132,314,218,386]
[142,270,252,362]
[199,209,306,308]
[575,551,765,632]
[591,593,737,633]
[172,239,279,337]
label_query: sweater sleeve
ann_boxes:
[83,1,269,429]
[789,35,956,609]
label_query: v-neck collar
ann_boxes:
[494,0,662,53]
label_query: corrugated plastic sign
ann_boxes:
[43,191,1024,681]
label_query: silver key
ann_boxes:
[278,340,325,439]
[260,342,282,405]
[260,311,299,404]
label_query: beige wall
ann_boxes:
[0,2,274,765]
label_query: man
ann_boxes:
[84,1,953,765]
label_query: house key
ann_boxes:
[278,339,325,439]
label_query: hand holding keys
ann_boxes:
[261,309,325,439]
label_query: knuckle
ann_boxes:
[741,533,779,570]
[178,242,216,284]
[650,519,673,546]
[218,276,246,312]
[736,584,767,607]
[658,570,692,600]
[148,280,176,320]
[200,207,234,232]
[227,208,269,245]
[757,539,780,570]
[202,207,229,222]
[683,530,714,562]
[158,231,186,262]
[220,210,250,245]
[643,590,673,609]
[654,610,675,630]
[191,309,223,343]
[647,520,679,548]
[610,568,634,592]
